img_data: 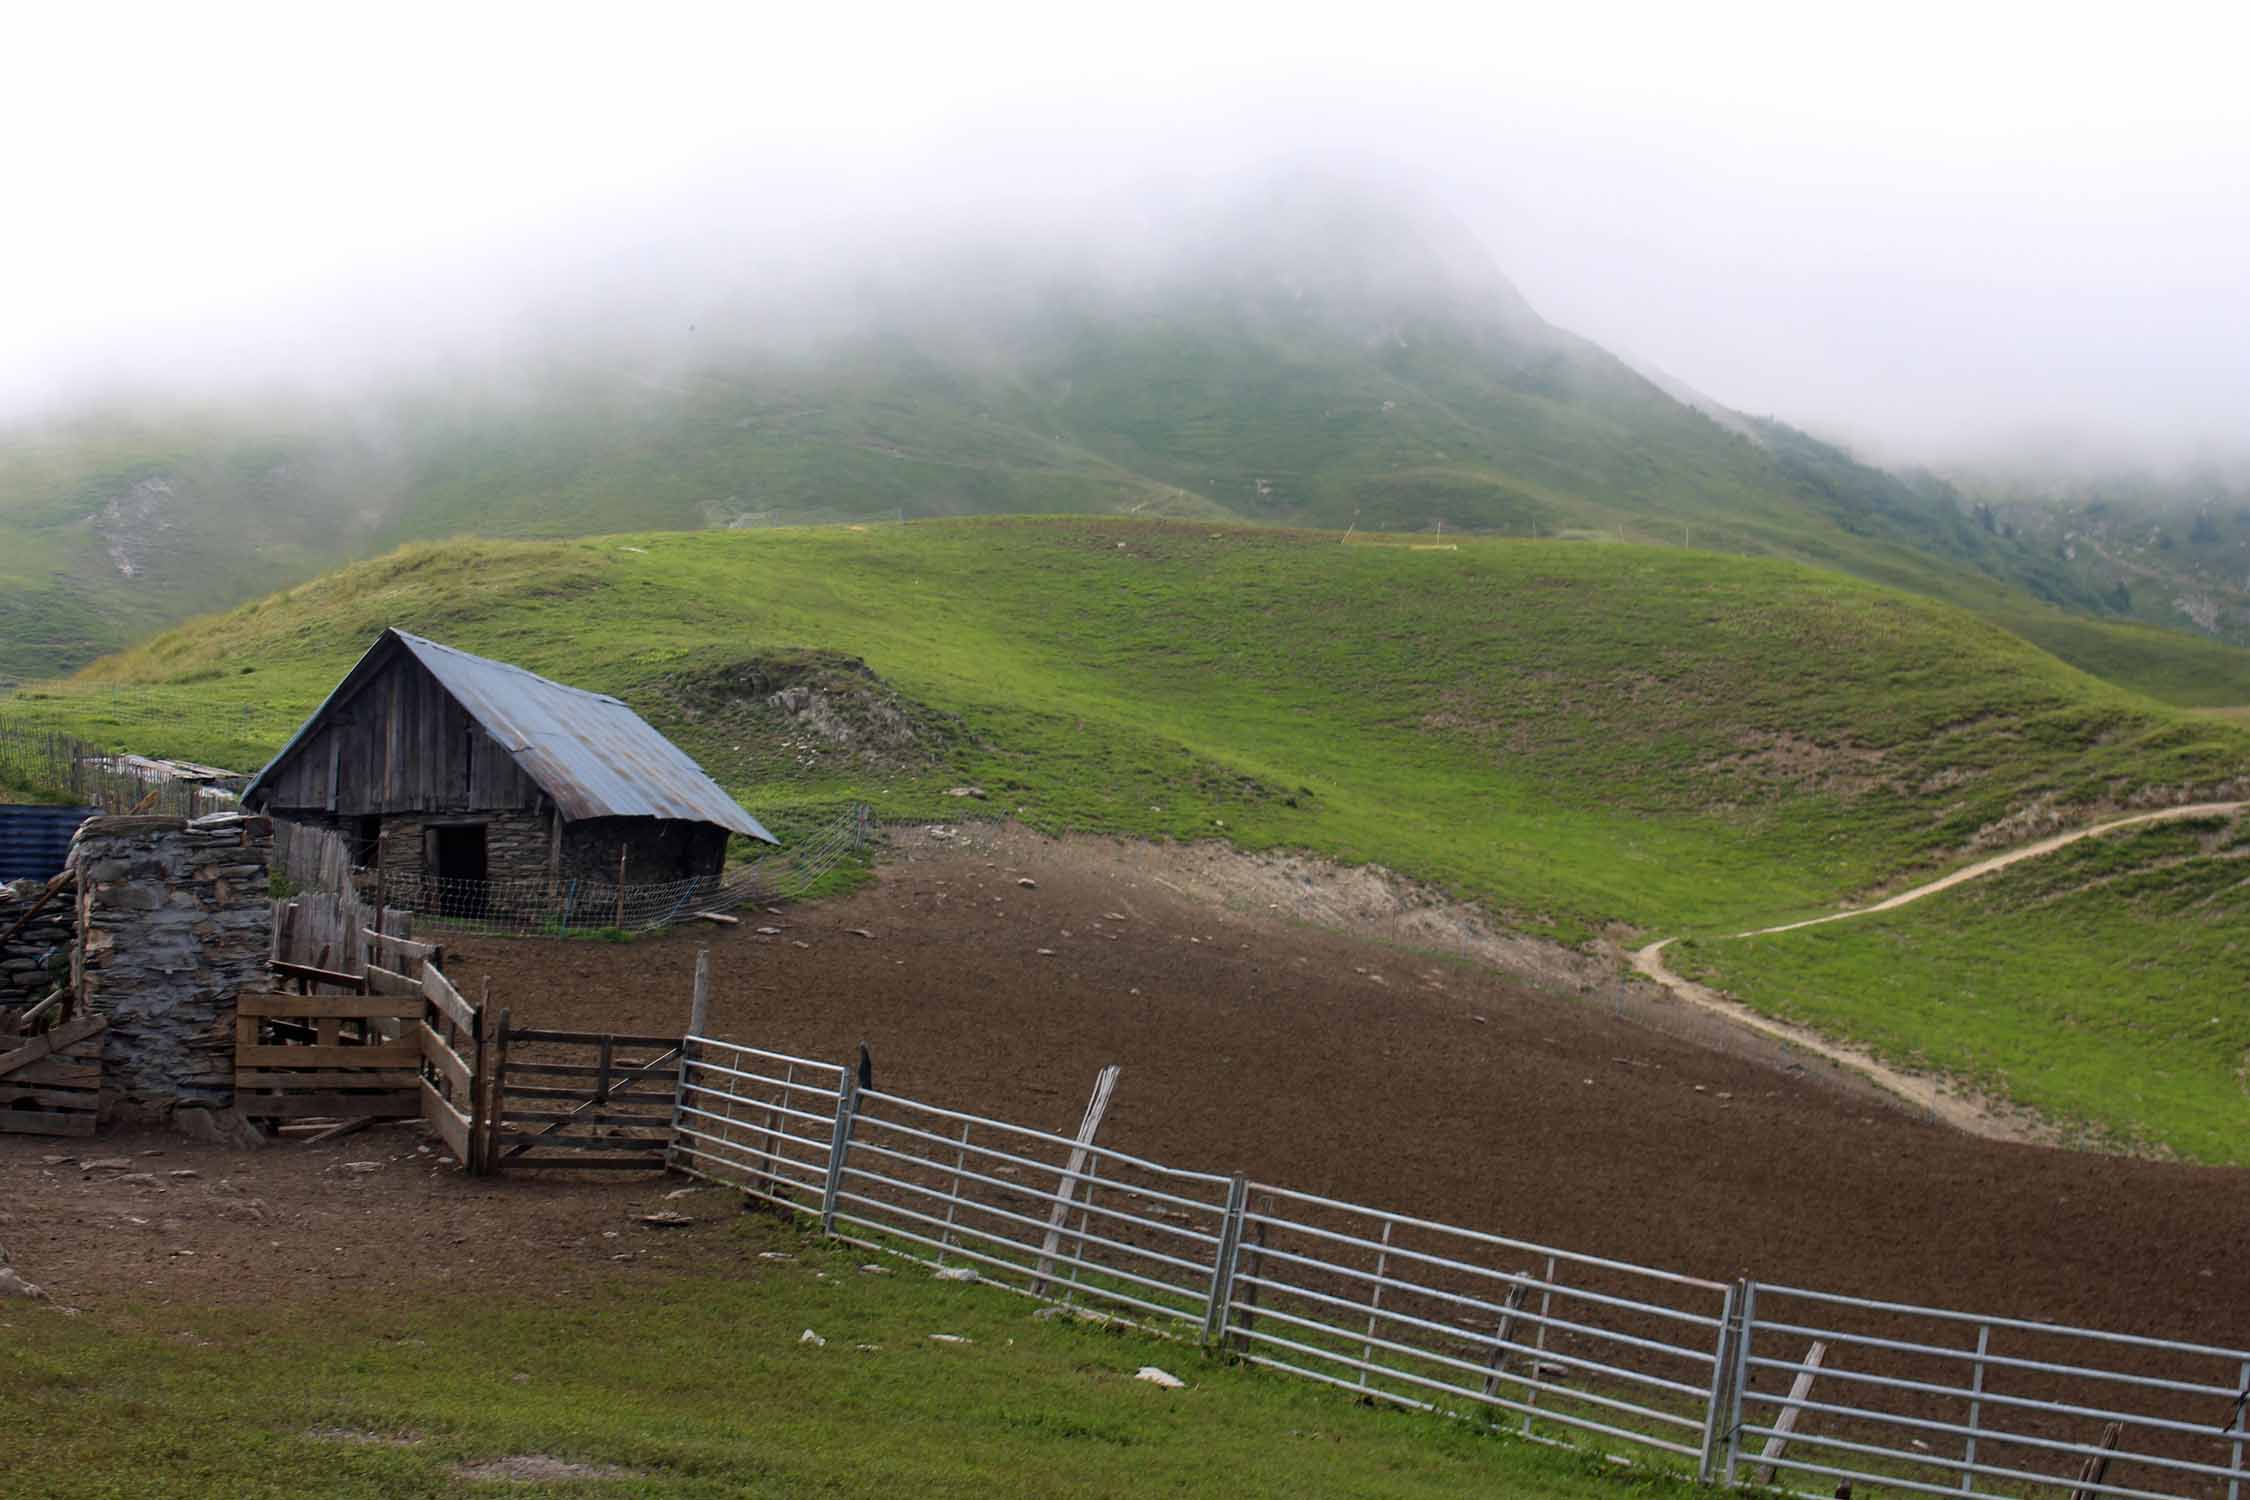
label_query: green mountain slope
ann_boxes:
[5,186,2242,701]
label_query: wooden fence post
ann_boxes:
[1357,1218,1395,1387]
[1034,1064,1120,1296]
[1483,1281,1530,1404]
[1230,1194,1269,1357]
[669,947,711,1173]
[1753,1339,1829,1486]
[2067,1422,2125,1500]
[468,977,490,1176]
[936,1119,972,1264]
[484,1008,511,1175]
[758,1062,794,1206]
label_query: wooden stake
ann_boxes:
[615,848,627,928]
[1033,1064,1120,1295]
[471,975,492,1177]
[484,1007,511,1174]
[300,1116,375,1146]
[372,826,387,942]
[688,946,712,1037]
[2067,1421,2125,1500]
[1753,1340,1829,1486]
[1482,1281,1530,1403]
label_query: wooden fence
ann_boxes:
[372,961,485,1172]
[272,823,414,985]
[238,921,480,1168]
[234,988,423,1120]
[485,1009,680,1173]
[0,1012,105,1136]
[0,713,241,818]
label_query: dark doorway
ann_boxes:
[430,823,489,918]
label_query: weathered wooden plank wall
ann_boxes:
[271,825,413,979]
[257,642,540,816]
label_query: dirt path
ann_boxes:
[1631,800,2248,1141]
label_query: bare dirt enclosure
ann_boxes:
[460,823,2247,1347]
[5,821,2246,1357]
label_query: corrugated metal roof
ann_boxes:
[243,630,777,843]
[0,805,98,882]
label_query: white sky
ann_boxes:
[5,0,2246,468]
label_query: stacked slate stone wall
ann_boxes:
[369,810,555,887]
[560,816,730,886]
[72,812,274,1121]
[1,879,75,1013]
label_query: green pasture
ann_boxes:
[3,1208,1706,1500]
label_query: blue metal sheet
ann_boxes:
[0,805,98,882]
[243,631,777,843]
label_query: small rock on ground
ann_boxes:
[452,1455,641,1483]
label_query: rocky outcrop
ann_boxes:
[96,473,180,580]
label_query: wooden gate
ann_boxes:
[371,961,484,1173]
[0,1013,106,1136]
[239,958,483,1170]
[486,1009,679,1172]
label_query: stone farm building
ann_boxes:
[241,630,775,904]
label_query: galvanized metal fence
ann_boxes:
[1725,1283,2250,1500]
[1225,1186,1734,1468]
[669,1034,2250,1500]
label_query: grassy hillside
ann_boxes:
[17,517,2250,1155]
[24,519,2247,933]
[1672,810,2250,1164]
[8,186,2248,707]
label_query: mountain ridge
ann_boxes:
[3,183,2242,700]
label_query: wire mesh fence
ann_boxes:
[0,713,244,817]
